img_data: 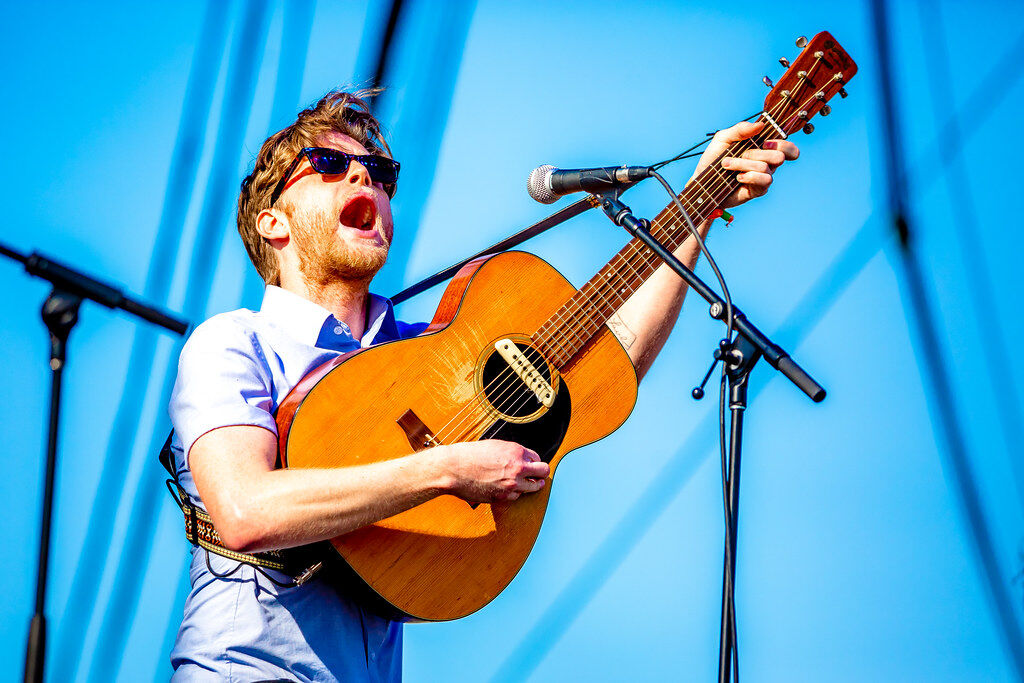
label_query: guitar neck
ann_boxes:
[533,126,775,368]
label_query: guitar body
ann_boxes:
[277,250,638,621]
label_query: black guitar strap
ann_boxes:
[389,195,600,305]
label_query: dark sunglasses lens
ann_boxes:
[307,150,352,175]
[360,156,400,184]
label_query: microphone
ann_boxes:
[527,164,652,204]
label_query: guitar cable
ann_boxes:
[647,169,740,682]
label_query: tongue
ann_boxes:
[340,196,376,230]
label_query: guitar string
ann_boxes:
[468,79,838,444]
[528,72,835,370]
[427,79,832,448]
[430,107,800,450]
[480,78,836,432]
[427,91,809,449]
[428,137,759,448]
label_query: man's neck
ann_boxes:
[282,275,372,340]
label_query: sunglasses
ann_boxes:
[270,147,400,206]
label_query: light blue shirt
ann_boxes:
[168,285,427,682]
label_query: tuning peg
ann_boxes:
[820,105,832,116]
[797,110,809,120]
[779,57,790,68]
[802,123,815,134]
[795,36,808,48]
[762,75,773,88]
[839,88,848,98]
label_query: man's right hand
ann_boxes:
[438,440,550,504]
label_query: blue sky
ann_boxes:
[1,1,1022,681]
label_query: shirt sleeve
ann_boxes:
[169,314,278,464]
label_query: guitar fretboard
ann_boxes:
[532,127,776,368]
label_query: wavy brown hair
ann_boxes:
[237,89,392,286]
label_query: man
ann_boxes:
[167,90,797,681]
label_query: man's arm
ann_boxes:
[190,426,548,553]
[615,121,800,380]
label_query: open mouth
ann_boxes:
[339,194,378,233]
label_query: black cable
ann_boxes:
[719,370,739,682]
[647,170,735,340]
[649,111,761,172]
[647,169,739,679]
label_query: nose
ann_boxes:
[348,160,372,189]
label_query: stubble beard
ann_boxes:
[288,203,390,288]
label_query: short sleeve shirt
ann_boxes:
[168,285,427,682]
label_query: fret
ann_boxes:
[533,132,775,368]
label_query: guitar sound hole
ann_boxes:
[481,344,553,422]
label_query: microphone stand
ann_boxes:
[595,194,825,683]
[1,241,189,683]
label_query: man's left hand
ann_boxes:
[691,121,800,209]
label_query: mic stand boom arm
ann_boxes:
[596,193,825,683]
[1,240,189,683]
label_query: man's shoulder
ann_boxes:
[181,308,263,355]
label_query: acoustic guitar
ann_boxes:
[277,32,856,621]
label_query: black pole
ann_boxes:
[598,193,820,683]
[369,0,405,95]
[717,334,759,683]
[1,242,189,681]
[24,290,81,683]
[869,0,1024,677]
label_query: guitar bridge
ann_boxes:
[396,409,480,509]
[396,409,440,452]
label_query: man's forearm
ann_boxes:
[191,425,453,553]
[191,425,547,554]
[233,450,452,553]
[614,218,713,380]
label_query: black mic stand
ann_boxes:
[1,241,189,683]
[596,194,825,683]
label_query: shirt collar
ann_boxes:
[259,285,400,348]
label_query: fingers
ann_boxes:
[517,476,547,494]
[521,460,550,479]
[737,149,787,168]
[765,139,800,160]
[713,120,765,145]
[721,157,771,175]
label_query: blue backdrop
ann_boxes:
[2,1,1021,681]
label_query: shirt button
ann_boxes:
[334,326,344,335]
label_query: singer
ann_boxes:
[164,88,797,681]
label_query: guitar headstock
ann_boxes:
[762,32,857,137]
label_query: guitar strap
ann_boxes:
[389,195,600,305]
[158,432,324,587]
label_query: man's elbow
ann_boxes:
[212,505,271,554]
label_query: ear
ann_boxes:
[256,207,290,244]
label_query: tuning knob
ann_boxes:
[839,88,848,98]
[762,75,773,88]
[820,105,831,116]
[779,57,790,68]
[795,36,808,48]
[802,123,815,134]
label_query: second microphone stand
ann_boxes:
[596,193,826,683]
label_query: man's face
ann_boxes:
[277,131,395,286]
